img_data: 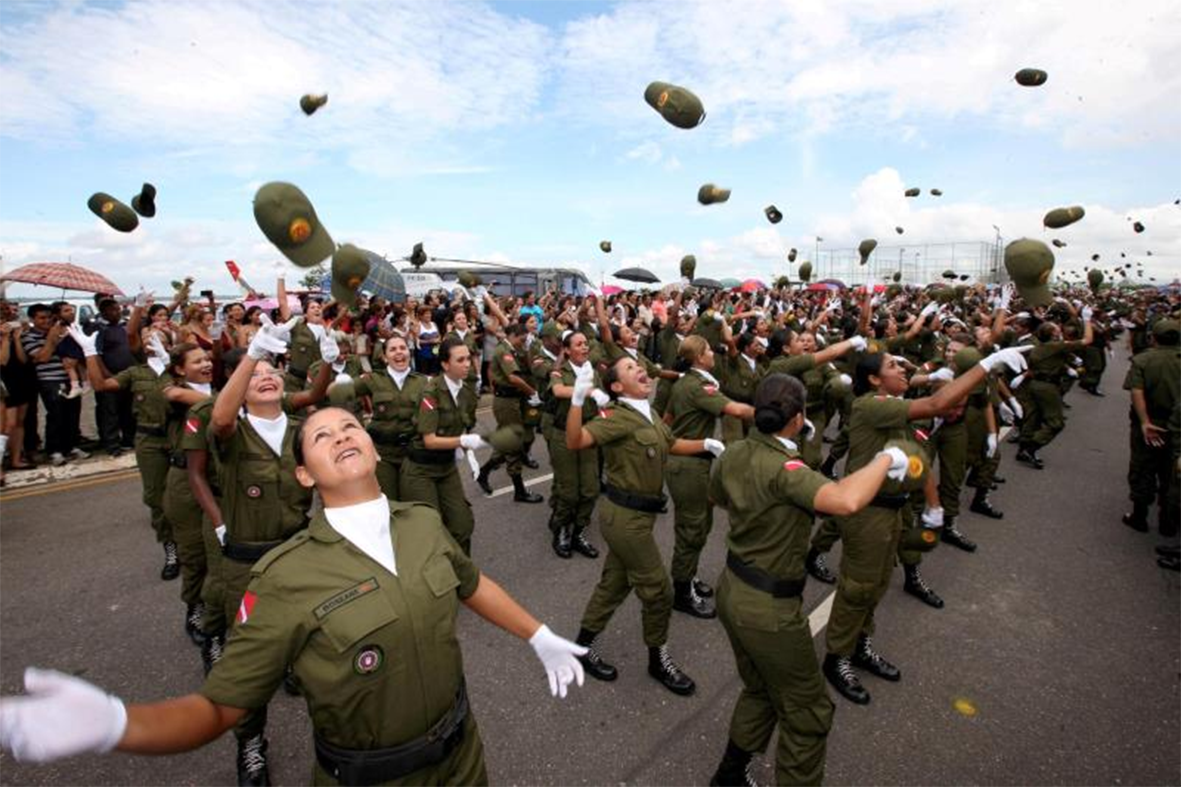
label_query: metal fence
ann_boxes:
[802,239,1006,285]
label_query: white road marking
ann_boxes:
[487,473,554,499]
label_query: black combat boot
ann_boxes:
[805,548,837,584]
[852,634,901,681]
[1158,555,1181,572]
[521,450,540,469]
[476,457,501,496]
[710,740,760,787]
[201,630,225,676]
[282,667,301,696]
[903,563,944,609]
[184,602,206,646]
[512,474,543,503]
[941,516,977,552]
[823,653,869,705]
[236,734,270,786]
[1122,501,1149,533]
[161,540,179,580]
[575,628,617,681]
[1015,446,1044,469]
[673,580,716,619]
[648,644,695,695]
[570,528,599,558]
[552,524,572,559]
[1155,544,1180,558]
[969,487,1004,519]
[692,576,714,598]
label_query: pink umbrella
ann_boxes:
[739,278,766,292]
[0,262,124,295]
[600,284,624,295]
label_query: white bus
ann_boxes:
[398,263,593,299]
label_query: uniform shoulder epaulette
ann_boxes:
[252,531,312,575]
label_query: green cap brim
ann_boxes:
[1015,282,1052,308]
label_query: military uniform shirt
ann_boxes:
[201,501,479,750]
[667,369,731,439]
[113,365,172,428]
[354,371,428,456]
[413,376,477,447]
[1124,345,1181,426]
[584,401,673,496]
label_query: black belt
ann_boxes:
[602,483,667,514]
[870,494,911,510]
[494,389,522,399]
[314,683,468,786]
[169,453,188,469]
[1032,373,1059,383]
[409,447,455,465]
[137,425,166,437]
[222,538,284,563]
[686,451,714,462]
[726,552,806,598]
[370,430,414,446]
[286,366,308,380]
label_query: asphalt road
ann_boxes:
[1,347,1178,786]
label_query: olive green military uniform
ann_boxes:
[284,319,323,395]
[710,432,835,786]
[666,370,732,585]
[183,397,227,638]
[113,365,174,545]
[826,394,927,658]
[516,341,543,455]
[352,369,428,501]
[799,363,839,469]
[1020,339,1085,451]
[488,340,531,476]
[1123,341,1181,536]
[162,388,211,607]
[309,357,366,417]
[653,324,684,416]
[895,420,939,569]
[548,360,601,541]
[692,310,725,349]
[932,414,967,519]
[718,352,759,445]
[1080,320,1109,391]
[401,376,478,555]
[579,401,676,646]
[201,501,488,786]
[964,377,1000,493]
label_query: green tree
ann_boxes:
[299,263,327,291]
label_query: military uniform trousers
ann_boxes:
[371,441,410,502]
[400,461,475,556]
[1127,414,1179,536]
[135,433,173,544]
[667,454,716,583]
[491,395,528,476]
[224,551,274,740]
[801,407,827,470]
[721,414,750,445]
[162,464,207,606]
[964,404,999,491]
[580,500,673,647]
[809,517,841,556]
[933,421,967,518]
[1020,380,1065,449]
[1081,345,1106,389]
[825,505,904,657]
[546,425,598,536]
[717,570,835,786]
[200,512,227,636]
[895,491,931,569]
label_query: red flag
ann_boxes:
[237,590,257,624]
[225,260,242,281]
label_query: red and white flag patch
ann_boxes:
[703,385,718,396]
[237,590,257,624]
[185,417,201,435]
[783,460,807,472]
[502,353,514,363]
[913,428,929,443]
[420,397,436,411]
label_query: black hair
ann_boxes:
[439,335,468,364]
[561,330,584,349]
[853,353,886,396]
[505,323,526,339]
[736,332,756,355]
[98,297,119,312]
[1036,323,1059,342]
[767,328,793,360]
[600,357,623,400]
[27,303,51,318]
[223,347,246,376]
[222,302,243,318]
[753,374,806,434]
[609,323,624,343]
[168,342,201,378]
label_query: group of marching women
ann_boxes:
[3,275,1172,787]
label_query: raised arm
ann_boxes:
[813,451,894,516]
[276,275,292,323]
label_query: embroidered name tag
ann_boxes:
[314,577,380,620]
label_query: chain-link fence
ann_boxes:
[802,239,1006,285]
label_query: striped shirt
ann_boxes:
[20,328,68,384]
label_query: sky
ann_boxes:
[1,0,1179,299]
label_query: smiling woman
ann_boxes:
[0,405,588,785]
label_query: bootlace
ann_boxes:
[583,640,606,665]
[858,637,886,667]
[240,736,267,776]
[834,656,859,682]
[208,635,225,664]
[163,542,178,564]
[812,553,831,573]
[187,603,204,628]
[688,583,704,605]
[907,570,934,594]
[743,762,760,787]
[656,645,683,677]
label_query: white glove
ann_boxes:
[273,260,287,279]
[997,401,1015,425]
[800,419,815,440]
[999,284,1013,311]
[1009,372,1027,390]
[465,449,480,478]
[877,446,910,481]
[0,667,127,763]
[1066,366,1078,378]
[474,285,489,302]
[66,325,99,357]
[919,301,939,319]
[590,388,611,407]
[979,346,1032,375]
[528,625,587,699]
[927,367,955,383]
[1007,396,1023,420]
[146,333,169,361]
[571,377,594,407]
[527,393,542,407]
[703,438,725,457]
[839,373,852,387]
[209,322,224,341]
[1081,306,1093,322]
[459,434,489,451]
[847,336,867,352]
[333,371,353,386]
[921,506,945,529]
[985,433,998,458]
[247,314,297,360]
[319,330,341,364]
[134,288,153,308]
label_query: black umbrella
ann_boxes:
[691,277,724,289]
[614,267,660,284]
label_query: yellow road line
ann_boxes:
[1,468,141,502]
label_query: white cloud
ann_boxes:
[624,141,664,164]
